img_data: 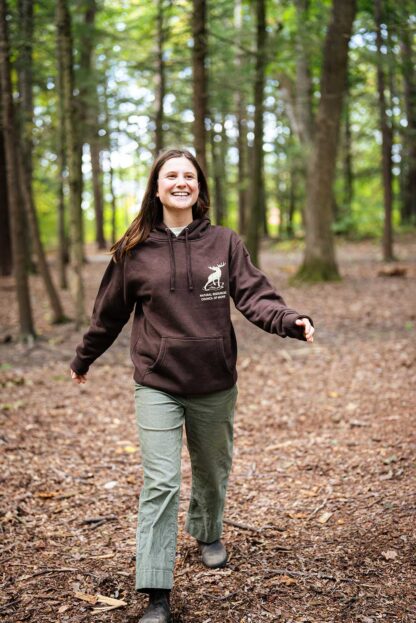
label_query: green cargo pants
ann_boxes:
[134,382,238,591]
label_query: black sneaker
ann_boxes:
[197,539,228,568]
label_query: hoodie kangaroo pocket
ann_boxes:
[144,336,234,394]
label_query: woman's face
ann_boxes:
[156,157,199,215]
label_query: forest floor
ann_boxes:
[0,234,415,623]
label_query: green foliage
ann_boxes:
[4,0,415,251]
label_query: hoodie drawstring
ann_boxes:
[166,227,194,292]
[185,228,194,291]
[166,228,176,292]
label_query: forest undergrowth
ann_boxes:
[1,235,415,623]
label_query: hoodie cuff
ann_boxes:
[70,355,90,376]
[283,312,314,341]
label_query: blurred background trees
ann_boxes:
[0,0,415,338]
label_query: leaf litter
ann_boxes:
[0,235,415,622]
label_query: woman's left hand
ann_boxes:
[295,317,314,343]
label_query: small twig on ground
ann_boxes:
[80,515,117,529]
[17,568,96,582]
[306,497,328,522]
[224,519,285,534]
[80,515,118,525]
[0,599,20,613]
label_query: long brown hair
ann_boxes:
[111,148,210,260]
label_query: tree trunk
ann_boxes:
[246,0,266,266]
[0,0,35,340]
[155,0,166,156]
[18,150,66,323]
[400,19,416,225]
[294,0,314,148]
[56,37,68,290]
[210,118,224,226]
[16,0,35,273]
[16,0,66,322]
[342,87,353,217]
[81,0,105,250]
[0,99,12,276]
[56,0,85,327]
[192,0,207,174]
[234,0,248,236]
[374,0,394,262]
[296,0,356,282]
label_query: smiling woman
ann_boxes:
[70,147,314,623]
[156,157,200,224]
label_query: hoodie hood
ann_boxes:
[148,217,211,293]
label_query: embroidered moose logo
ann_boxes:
[203,262,226,291]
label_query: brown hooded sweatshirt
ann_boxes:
[71,218,314,395]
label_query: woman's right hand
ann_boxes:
[71,369,87,384]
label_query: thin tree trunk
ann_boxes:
[56,39,68,290]
[343,88,353,216]
[17,0,66,322]
[81,0,105,250]
[56,0,85,327]
[0,0,35,340]
[210,119,224,225]
[16,0,35,273]
[109,156,117,245]
[400,19,416,225]
[18,151,66,323]
[192,0,207,174]
[246,0,266,266]
[296,0,356,282]
[155,0,166,156]
[374,0,394,262]
[234,0,248,236]
[294,0,314,147]
[0,99,12,276]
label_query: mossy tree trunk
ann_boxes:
[295,0,356,283]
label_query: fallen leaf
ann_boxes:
[381,550,398,560]
[58,605,70,614]
[279,575,297,585]
[317,512,333,524]
[328,391,339,398]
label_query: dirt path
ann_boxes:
[1,235,415,622]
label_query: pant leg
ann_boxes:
[183,384,238,543]
[134,383,184,591]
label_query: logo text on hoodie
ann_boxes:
[200,262,227,302]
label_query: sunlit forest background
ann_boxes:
[1,0,415,337]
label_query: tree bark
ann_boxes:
[81,0,105,250]
[192,0,208,174]
[155,0,166,156]
[56,35,68,290]
[374,0,394,262]
[234,0,248,236]
[246,0,266,266]
[294,0,314,147]
[18,150,66,323]
[296,0,356,282]
[56,0,86,327]
[342,88,353,217]
[0,97,12,276]
[0,0,35,340]
[400,18,416,225]
[210,118,225,226]
[16,0,66,322]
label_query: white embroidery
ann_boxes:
[203,262,226,291]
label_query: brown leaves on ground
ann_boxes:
[0,235,415,622]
